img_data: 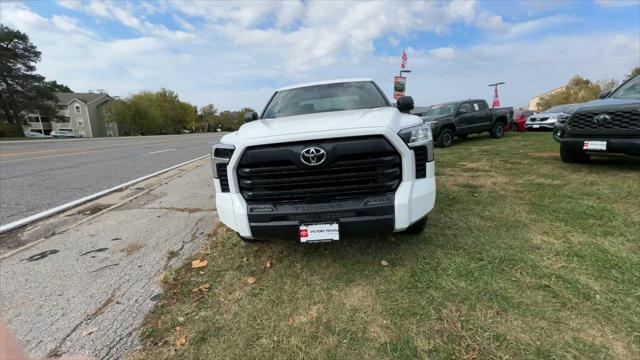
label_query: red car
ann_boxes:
[510,110,535,132]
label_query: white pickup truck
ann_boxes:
[211,79,436,243]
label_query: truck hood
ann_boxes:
[571,98,640,112]
[423,114,452,122]
[233,107,421,141]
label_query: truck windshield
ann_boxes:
[262,81,389,119]
[610,75,639,99]
[425,103,456,116]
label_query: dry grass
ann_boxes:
[131,133,640,360]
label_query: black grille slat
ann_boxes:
[568,110,640,134]
[238,155,399,176]
[216,163,230,192]
[413,146,427,179]
[243,181,398,199]
[241,168,400,188]
[237,136,402,203]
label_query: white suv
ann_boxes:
[211,79,436,242]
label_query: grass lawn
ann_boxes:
[132,132,640,359]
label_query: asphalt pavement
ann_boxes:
[0,133,224,226]
[0,158,216,359]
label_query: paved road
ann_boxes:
[0,134,224,226]
[1,159,216,359]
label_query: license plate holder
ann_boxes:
[583,140,607,151]
[299,223,339,243]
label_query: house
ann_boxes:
[23,92,118,137]
[528,87,565,111]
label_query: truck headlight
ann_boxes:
[398,124,432,147]
[211,143,235,179]
[556,114,569,124]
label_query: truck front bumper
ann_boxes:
[554,136,640,156]
[215,162,436,240]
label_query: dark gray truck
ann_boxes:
[553,74,639,162]
[421,99,513,147]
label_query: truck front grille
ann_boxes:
[568,110,640,134]
[237,136,401,203]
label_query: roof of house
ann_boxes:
[530,87,564,100]
[55,92,111,105]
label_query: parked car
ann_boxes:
[24,131,49,138]
[211,78,436,242]
[526,104,577,131]
[51,130,75,138]
[511,110,535,132]
[422,99,513,147]
[553,74,640,162]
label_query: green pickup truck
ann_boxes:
[421,99,513,147]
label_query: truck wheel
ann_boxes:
[560,144,590,163]
[436,128,454,147]
[402,216,428,235]
[490,122,505,138]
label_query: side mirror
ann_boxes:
[598,90,611,99]
[458,108,468,114]
[396,96,414,113]
[244,111,259,123]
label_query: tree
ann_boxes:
[45,80,72,93]
[201,104,218,131]
[537,76,601,110]
[109,88,199,135]
[627,66,640,79]
[0,25,57,124]
[596,79,619,92]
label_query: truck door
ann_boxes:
[455,102,474,134]
[470,100,491,132]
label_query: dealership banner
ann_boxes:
[393,76,406,99]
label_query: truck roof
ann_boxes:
[277,78,374,91]
[432,99,486,106]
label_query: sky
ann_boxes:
[1,0,639,111]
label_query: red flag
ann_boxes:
[400,49,407,69]
[492,85,500,108]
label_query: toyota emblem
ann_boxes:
[300,147,326,166]
[593,114,611,125]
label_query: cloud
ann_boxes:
[507,15,575,37]
[173,14,195,31]
[57,0,195,41]
[57,0,83,11]
[4,1,638,112]
[429,47,456,59]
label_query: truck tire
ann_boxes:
[436,128,454,147]
[402,216,428,235]
[560,144,590,163]
[490,121,505,138]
